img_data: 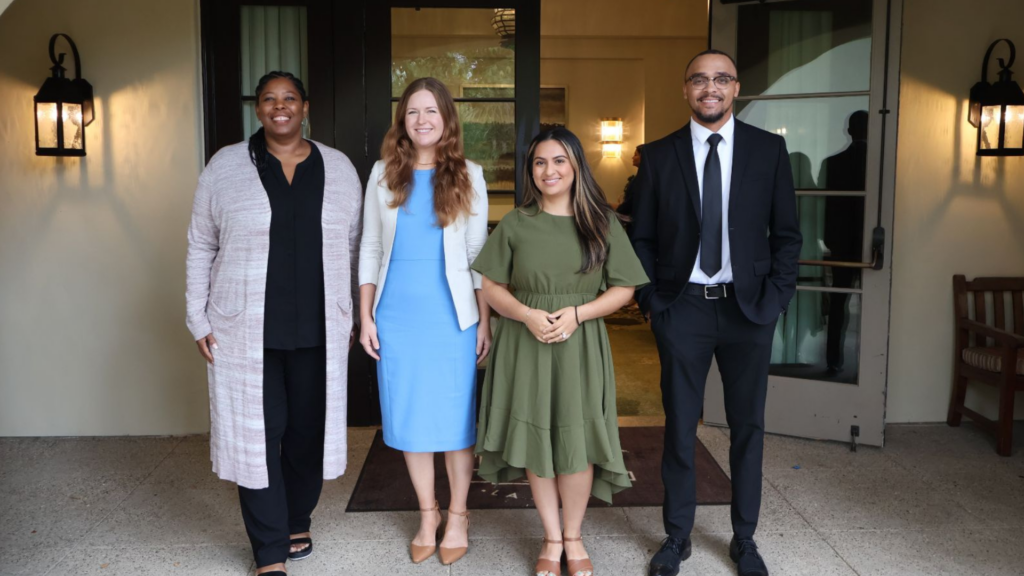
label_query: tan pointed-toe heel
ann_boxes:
[410,500,442,564]
[563,535,593,576]
[535,537,563,576]
[438,509,470,565]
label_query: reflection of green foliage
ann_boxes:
[392,46,516,190]
[392,47,515,96]
[463,86,515,99]
[464,120,515,187]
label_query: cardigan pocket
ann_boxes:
[336,298,353,318]
[208,299,244,325]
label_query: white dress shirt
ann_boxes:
[688,115,735,285]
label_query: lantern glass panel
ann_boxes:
[37,103,59,149]
[980,105,1002,150]
[63,103,84,150]
[1004,105,1024,149]
[969,100,983,128]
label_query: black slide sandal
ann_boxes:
[288,537,313,561]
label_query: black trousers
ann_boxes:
[651,291,776,541]
[238,346,327,568]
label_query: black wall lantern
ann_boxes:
[34,33,94,157]
[969,39,1024,157]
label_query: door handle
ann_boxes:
[798,227,886,271]
[799,256,877,269]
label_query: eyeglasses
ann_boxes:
[687,75,737,89]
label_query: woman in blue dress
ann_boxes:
[358,77,491,566]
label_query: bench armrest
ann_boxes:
[957,317,1024,348]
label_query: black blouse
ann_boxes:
[261,143,326,350]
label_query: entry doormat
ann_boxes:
[345,427,731,511]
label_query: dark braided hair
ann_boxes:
[248,71,308,173]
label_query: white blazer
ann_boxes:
[358,159,489,331]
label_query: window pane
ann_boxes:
[240,6,309,95]
[737,97,870,190]
[737,0,871,96]
[794,196,864,288]
[771,291,861,384]
[391,8,515,98]
[389,101,515,193]
[461,102,516,192]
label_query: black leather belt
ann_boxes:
[683,283,734,299]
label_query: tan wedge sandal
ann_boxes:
[438,509,470,565]
[410,500,443,564]
[535,537,563,576]
[563,535,594,576]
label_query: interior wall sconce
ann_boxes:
[969,38,1023,157]
[34,33,94,157]
[600,118,624,158]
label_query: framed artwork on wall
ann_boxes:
[539,86,567,132]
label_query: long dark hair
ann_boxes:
[521,127,625,274]
[248,71,308,173]
[380,77,473,228]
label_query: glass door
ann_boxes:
[703,0,902,447]
[365,0,541,221]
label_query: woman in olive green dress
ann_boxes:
[472,127,649,576]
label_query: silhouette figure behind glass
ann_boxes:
[817,110,868,378]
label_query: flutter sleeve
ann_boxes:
[470,211,517,284]
[603,216,650,289]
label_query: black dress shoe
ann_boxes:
[730,537,769,576]
[648,536,692,576]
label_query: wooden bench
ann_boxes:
[946,275,1024,455]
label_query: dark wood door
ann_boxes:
[199,0,541,426]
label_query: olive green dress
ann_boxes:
[471,208,649,503]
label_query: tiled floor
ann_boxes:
[2,422,1023,576]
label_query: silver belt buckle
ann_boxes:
[704,284,725,299]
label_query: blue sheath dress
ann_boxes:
[375,169,478,452]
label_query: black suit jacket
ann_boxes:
[630,119,802,326]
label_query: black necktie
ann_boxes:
[700,133,724,278]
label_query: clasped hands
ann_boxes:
[524,306,580,344]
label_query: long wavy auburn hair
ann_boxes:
[520,127,626,274]
[380,77,474,227]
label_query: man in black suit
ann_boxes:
[631,50,802,576]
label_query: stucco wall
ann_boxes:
[0,0,208,435]
[887,0,1024,422]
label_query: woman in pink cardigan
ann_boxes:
[185,71,362,576]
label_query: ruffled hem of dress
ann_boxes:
[475,408,631,504]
